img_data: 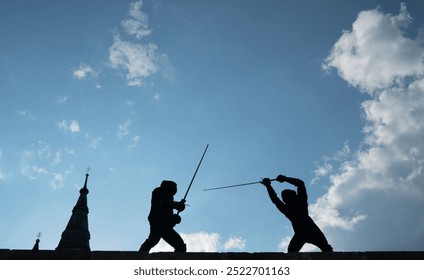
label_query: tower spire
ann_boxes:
[56,170,91,251]
[32,232,41,251]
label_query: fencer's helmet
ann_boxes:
[161,180,177,196]
[281,189,297,204]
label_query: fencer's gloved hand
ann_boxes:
[174,199,186,212]
[261,178,272,187]
[276,175,287,183]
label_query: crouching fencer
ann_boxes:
[261,175,333,253]
[139,180,187,252]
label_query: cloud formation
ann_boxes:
[323,3,424,94]
[20,150,48,180]
[116,119,131,138]
[316,3,424,250]
[150,232,246,252]
[57,120,80,133]
[108,0,165,87]
[73,64,97,80]
[121,0,152,39]
[50,173,64,189]
[15,110,34,120]
[223,236,246,250]
[72,0,170,88]
[109,37,158,87]
[16,142,73,187]
[56,95,68,104]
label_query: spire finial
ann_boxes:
[83,167,90,190]
[36,232,42,240]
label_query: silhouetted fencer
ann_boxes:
[261,175,333,253]
[139,180,187,253]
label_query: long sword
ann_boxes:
[178,144,209,213]
[203,178,276,191]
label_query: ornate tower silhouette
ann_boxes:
[56,171,91,251]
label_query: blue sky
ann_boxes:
[1,0,424,252]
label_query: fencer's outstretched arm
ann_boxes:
[261,178,285,212]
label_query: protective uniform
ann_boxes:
[263,176,333,252]
[139,180,186,252]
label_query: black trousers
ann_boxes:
[139,222,186,252]
[287,221,333,252]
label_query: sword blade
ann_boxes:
[177,144,209,216]
[182,144,209,200]
[203,179,276,191]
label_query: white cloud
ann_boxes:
[50,173,64,189]
[50,167,74,190]
[157,53,176,82]
[121,0,151,39]
[117,119,131,138]
[69,120,80,133]
[37,141,51,159]
[323,3,424,94]
[319,3,424,250]
[223,236,246,250]
[15,109,34,120]
[128,135,140,148]
[278,236,291,252]
[126,100,135,106]
[312,141,351,185]
[90,137,102,150]
[109,36,158,86]
[57,95,68,104]
[182,232,221,252]
[57,120,80,133]
[57,120,67,131]
[53,152,61,164]
[149,231,246,252]
[116,120,141,148]
[19,151,36,180]
[67,1,171,89]
[20,164,48,180]
[108,1,173,87]
[16,144,74,183]
[64,148,75,154]
[153,93,161,101]
[311,163,333,185]
[73,64,97,80]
